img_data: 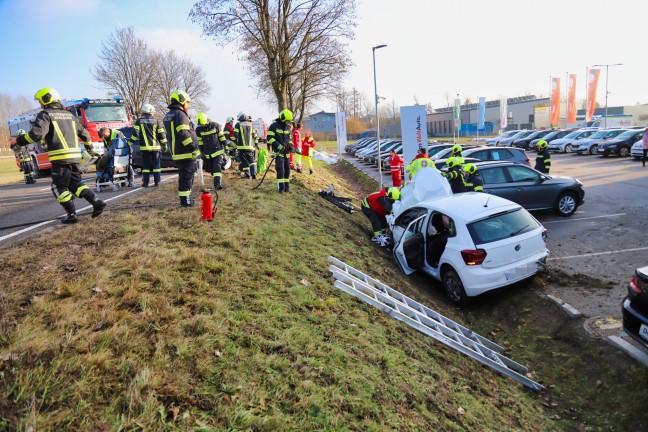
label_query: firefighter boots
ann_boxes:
[92,199,107,218]
[61,201,78,224]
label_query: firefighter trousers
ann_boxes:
[361,205,388,236]
[142,151,161,186]
[51,163,98,210]
[176,159,196,202]
[238,150,257,178]
[275,154,290,192]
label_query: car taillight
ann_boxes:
[542,228,547,241]
[628,275,641,298]
[461,249,486,266]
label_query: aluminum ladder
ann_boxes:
[327,256,544,391]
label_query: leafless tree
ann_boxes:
[190,0,357,113]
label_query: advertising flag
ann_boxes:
[335,112,347,153]
[500,97,508,129]
[477,97,486,130]
[567,74,577,124]
[586,69,601,122]
[454,98,461,132]
[550,77,561,126]
[400,105,428,166]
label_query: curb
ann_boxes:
[545,294,583,319]
[607,335,648,367]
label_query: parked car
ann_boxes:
[597,130,645,157]
[432,157,481,170]
[429,145,480,162]
[120,126,175,171]
[528,129,575,151]
[499,130,535,147]
[390,168,548,306]
[630,138,647,160]
[359,140,398,161]
[512,130,553,150]
[367,141,401,164]
[546,129,597,153]
[572,129,629,155]
[622,266,648,348]
[345,138,373,154]
[485,130,522,146]
[473,161,585,217]
[459,146,531,166]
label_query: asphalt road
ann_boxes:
[343,150,648,319]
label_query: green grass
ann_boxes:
[0,157,23,185]
[0,158,646,431]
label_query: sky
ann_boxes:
[1,0,646,125]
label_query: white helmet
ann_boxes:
[17,129,26,135]
[141,104,155,114]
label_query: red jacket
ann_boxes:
[224,122,235,140]
[388,154,404,172]
[292,128,302,150]
[363,189,391,216]
[302,134,316,156]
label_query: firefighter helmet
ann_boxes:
[141,104,155,114]
[463,163,477,175]
[197,112,208,125]
[447,156,462,169]
[279,109,294,122]
[226,116,234,123]
[451,144,462,154]
[170,89,191,104]
[17,129,26,135]
[34,88,61,105]
[237,112,247,122]
[537,139,548,149]
[386,187,401,201]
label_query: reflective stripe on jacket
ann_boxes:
[234,121,259,151]
[164,104,198,161]
[196,122,226,158]
[362,189,391,216]
[130,115,167,151]
[267,119,292,156]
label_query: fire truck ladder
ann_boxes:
[327,256,544,391]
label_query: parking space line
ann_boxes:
[547,246,648,261]
[543,213,626,224]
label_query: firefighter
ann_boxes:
[361,187,401,247]
[535,139,551,174]
[224,116,236,157]
[196,112,227,189]
[13,129,37,184]
[302,131,316,175]
[234,112,259,179]
[129,104,167,187]
[388,149,404,187]
[291,122,303,172]
[462,163,484,192]
[450,144,465,165]
[405,147,436,180]
[99,127,135,187]
[9,88,106,224]
[163,90,199,207]
[267,109,294,193]
[443,157,465,193]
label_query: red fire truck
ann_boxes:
[9,97,132,175]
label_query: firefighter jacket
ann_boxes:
[535,149,551,174]
[16,102,91,166]
[196,121,226,158]
[405,156,435,178]
[291,128,302,152]
[302,135,316,156]
[444,166,464,193]
[462,173,484,192]
[362,189,392,217]
[267,119,292,156]
[129,114,167,152]
[101,129,127,150]
[234,121,259,151]
[389,153,404,174]
[164,103,198,161]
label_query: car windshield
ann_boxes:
[616,130,639,139]
[467,208,541,244]
[588,131,608,139]
[562,131,584,139]
[84,104,129,123]
[501,131,519,138]
[432,148,452,160]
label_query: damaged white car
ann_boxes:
[390,168,548,306]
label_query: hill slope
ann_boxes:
[1,159,647,431]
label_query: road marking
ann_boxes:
[543,213,626,224]
[0,174,178,243]
[548,246,648,261]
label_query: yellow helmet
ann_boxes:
[451,144,462,154]
[463,163,477,175]
[170,89,191,105]
[447,156,462,169]
[34,88,61,105]
[537,140,548,149]
[279,109,294,122]
[386,187,400,201]
[196,112,208,125]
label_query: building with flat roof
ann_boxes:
[303,111,336,133]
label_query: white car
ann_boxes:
[631,138,647,160]
[390,169,548,306]
[546,129,597,153]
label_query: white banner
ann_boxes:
[335,111,347,153]
[400,105,427,167]
[500,97,508,130]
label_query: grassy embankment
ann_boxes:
[0,155,647,431]
[0,157,22,186]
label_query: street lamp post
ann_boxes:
[591,63,623,129]
[373,44,387,189]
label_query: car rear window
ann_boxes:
[467,208,541,244]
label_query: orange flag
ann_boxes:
[567,74,577,124]
[550,77,561,126]
[587,69,600,122]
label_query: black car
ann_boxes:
[512,130,553,150]
[474,161,585,217]
[119,126,175,170]
[622,266,648,348]
[596,130,644,157]
[528,129,575,151]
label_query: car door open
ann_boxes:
[393,214,426,275]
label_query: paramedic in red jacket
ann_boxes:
[290,122,303,172]
[302,132,316,174]
[388,149,404,187]
[361,187,401,247]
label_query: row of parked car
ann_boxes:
[487,127,646,158]
[346,138,586,218]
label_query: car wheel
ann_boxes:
[442,269,470,307]
[564,144,572,153]
[619,147,629,157]
[589,145,598,155]
[555,191,578,217]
